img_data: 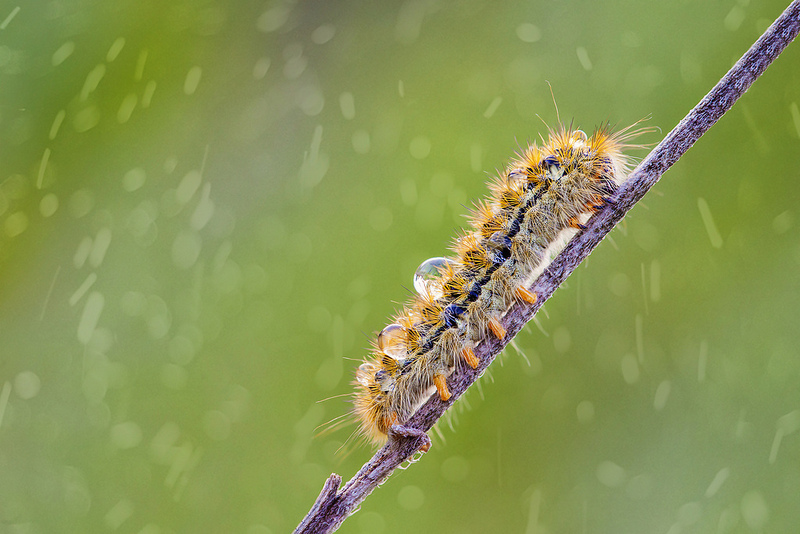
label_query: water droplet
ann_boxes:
[741,490,769,529]
[14,371,41,400]
[49,109,66,140]
[142,80,156,108]
[284,55,308,80]
[89,228,112,268]
[52,41,75,66]
[576,400,595,423]
[409,136,431,159]
[483,96,502,118]
[177,170,202,204]
[39,193,58,217]
[356,363,375,387]
[596,460,627,488]
[507,168,527,185]
[704,467,730,498]
[69,189,94,218]
[74,92,99,124]
[339,92,355,120]
[184,66,202,95]
[77,291,105,345]
[352,129,370,154]
[123,168,147,192]
[516,23,541,43]
[252,57,271,79]
[621,354,640,384]
[110,421,142,449]
[106,37,126,62]
[117,93,137,123]
[397,484,424,510]
[571,130,588,153]
[69,273,97,306]
[81,64,106,100]
[191,183,215,230]
[377,324,407,359]
[172,230,202,269]
[413,257,454,298]
[440,455,469,482]
[104,499,134,530]
[256,5,290,33]
[4,211,28,237]
[654,380,671,410]
[312,24,336,45]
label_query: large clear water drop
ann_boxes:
[413,256,455,298]
[377,323,407,359]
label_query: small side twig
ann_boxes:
[294,3,800,533]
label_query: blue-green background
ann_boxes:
[1,1,799,533]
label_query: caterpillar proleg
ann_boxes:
[353,122,647,445]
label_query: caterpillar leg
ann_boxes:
[568,216,587,230]
[461,347,479,369]
[590,194,615,210]
[515,286,537,304]
[488,317,506,339]
[388,424,431,453]
[433,373,452,401]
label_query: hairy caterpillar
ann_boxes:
[353,122,645,446]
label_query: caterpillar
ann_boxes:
[353,121,646,446]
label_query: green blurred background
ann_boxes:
[1,1,799,532]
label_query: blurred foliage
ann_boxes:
[1,1,799,533]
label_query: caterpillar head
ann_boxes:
[353,358,399,445]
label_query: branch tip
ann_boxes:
[389,424,432,453]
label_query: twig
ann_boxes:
[294,2,800,533]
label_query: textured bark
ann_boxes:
[294,2,800,532]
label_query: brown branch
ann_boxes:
[294,2,800,533]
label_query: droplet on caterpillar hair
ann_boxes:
[356,363,376,387]
[413,257,455,298]
[507,168,528,186]
[377,323,407,359]
[572,129,588,143]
